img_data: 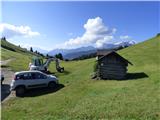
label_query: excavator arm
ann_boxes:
[43,58,64,73]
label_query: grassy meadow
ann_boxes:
[1,36,160,120]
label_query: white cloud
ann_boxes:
[120,35,131,40]
[95,36,114,48]
[0,23,40,38]
[63,17,116,48]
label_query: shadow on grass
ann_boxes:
[46,70,70,76]
[62,70,70,75]
[97,72,149,81]
[22,84,65,97]
[1,84,11,101]
[125,72,149,80]
[56,70,71,78]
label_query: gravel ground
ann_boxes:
[1,59,16,102]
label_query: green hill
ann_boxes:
[1,35,160,120]
[1,39,35,59]
[1,39,43,71]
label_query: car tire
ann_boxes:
[16,86,25,97]
[48,82,56,89]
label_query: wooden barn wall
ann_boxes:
[98,54,128,79]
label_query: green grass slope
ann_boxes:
[1,40,42,71]
[1,36,160,120]
[1,39,34,59]
[1,47,33,71]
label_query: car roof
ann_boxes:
[15,71,44,75]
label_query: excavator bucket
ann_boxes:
[56,67,64,73]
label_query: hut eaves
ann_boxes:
[97,50,133,65]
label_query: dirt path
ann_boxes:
[1,58,16,102]
[0,59,15,65]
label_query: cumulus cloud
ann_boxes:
[120,35,131,40]
[64,17,116,48]
[95,36,114,48]
[0,23,40,38]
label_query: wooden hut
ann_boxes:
[96,50,132,80]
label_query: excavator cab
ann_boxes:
[31,56,43,66]
[29,56,46,71]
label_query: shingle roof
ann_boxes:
[97,50,114,56]
[97,50,133,65]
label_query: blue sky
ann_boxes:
[1,1,159,51]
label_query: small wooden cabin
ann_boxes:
[96,50,132,80]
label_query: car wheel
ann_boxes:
[16,86,25,97]
[48,82,56,89]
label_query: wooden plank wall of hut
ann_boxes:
[99,56,127,79]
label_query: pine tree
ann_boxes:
[58,53,63,60]
[30,47,33,52]
[55,53,63,60]
[1,37,6,41]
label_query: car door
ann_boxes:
[20,72,35,88]
[31,72,48,88]
[23,72,38,89]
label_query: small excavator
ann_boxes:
[29,56,64,73]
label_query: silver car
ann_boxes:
[10,71,58,96]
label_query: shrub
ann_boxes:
[93,61,98,72]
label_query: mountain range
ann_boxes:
[47,40,136,59]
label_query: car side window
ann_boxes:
[31,73,36,79]
[16,74,24,80]
[16,73,36,80]
[35,73,47,79]
[17,72,47,80]
[23,73,32,80]
[41,74,47,79]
